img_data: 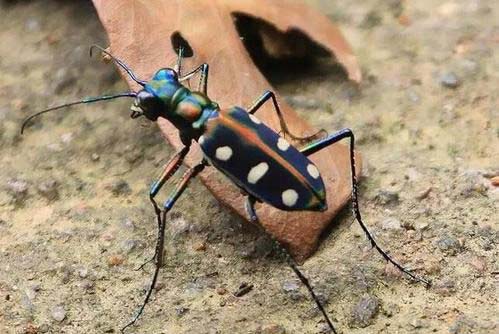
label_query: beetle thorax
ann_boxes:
[172,90,213,124]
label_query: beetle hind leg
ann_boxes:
[247,90,327,142]
[301,128,431,286]
[244,196,338,333]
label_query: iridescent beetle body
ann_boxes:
[21,46,429,334]
[200,107,326,211]
[139,67,326,212]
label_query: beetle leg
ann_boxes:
[174,47,184,76]
[123,161,206,332]
[301,129,431,286]
[179,63,209,95]
[247,90,326,142]
[244,196,337,333]
[135,146,191,272]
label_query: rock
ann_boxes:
[25,18,40,32]
[175,306,189,317]
[374,190,399,205]
[381,217,402,230]
[77,267,88,278]
[433,279,456,296]
[37,179,59,201]
[407,90,420,103]
[107,180,131,196]
[449,315,476,334]
[282,280,300,292]
[170,216,191,238]
[456,170,488,197]
[91,153,100,161]
[121,239,137,254]
[435,235,462,255]
[350,294,380,328]
[121,218,136,230]
[51,305,66,322]
[6,178,29,202]
[258,324,286,334]
[440,72,461,88]
[107,255,124,266]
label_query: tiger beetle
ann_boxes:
[21,45,430,333]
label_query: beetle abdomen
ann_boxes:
[199,107,326,211]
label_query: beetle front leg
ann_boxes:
[247,90,326,142]
[301,129,431,286]
[179,63,209,95]
[123,161,206,332]
[136,146,190,271]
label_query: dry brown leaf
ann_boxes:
[92,0,362,262]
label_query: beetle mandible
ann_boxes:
[22,45,430,333]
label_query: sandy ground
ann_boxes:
[0,0,497,333]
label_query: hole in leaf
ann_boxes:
[232,13,348,84]
[171,32,194,57]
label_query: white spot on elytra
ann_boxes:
[247,162,269,184]
[215,146,233,161]
[307,164,320,179]
[249,114,262,124]
[198,135,205,145]
[282,189,299,207]
[277,137,290,151]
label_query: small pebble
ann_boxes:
[381,217,402,230]
[456,170,488,197]
[193,241,206,251]
[449,315,476,334]
[216,287,227,295]
[51,305,66,322]
[170,216,191,238]
[108,255,124,266]
[409,318,424,329]
[7,178,29,201]
[121,239,137,254]
[436,235,462,255]
[350,294,380,328]
[78,267,88,278]
[23,323,39,334]
[37,179,59,201]
[468,256,487,273]
[25,18,40,32]
[121,218,136,230]
[440,72,461,88]
[490,176,499,187]
[282,280,300,292]
[175,306,189,317]
[374,190,399,205]
[60,133,73,144]
[259,324,286,334]
[433,279,455,296]
[107,180,131,196]
[91,153,100,161]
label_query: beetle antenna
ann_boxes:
[89,44,146,87]
[21,92,137,134]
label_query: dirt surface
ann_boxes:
[0,1,497,333]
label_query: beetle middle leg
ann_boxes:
[122,161,206,332]
[301,128,431,286]
[245,196,337,334]
[247,90,326,142]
